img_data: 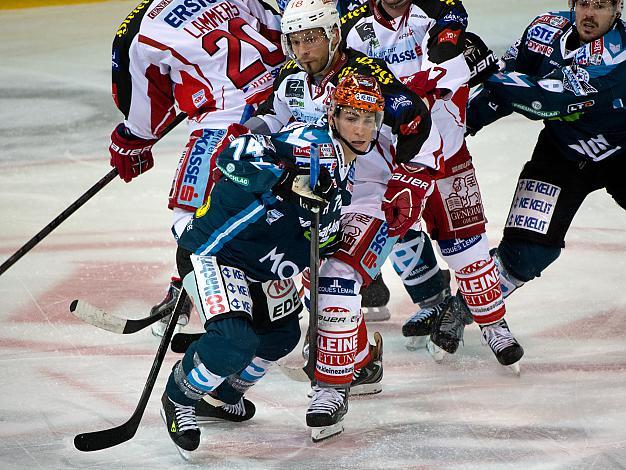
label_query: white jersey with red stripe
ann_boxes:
[342,0,470,159]
[112,0,285,139]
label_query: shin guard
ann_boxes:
[455,258,505,326]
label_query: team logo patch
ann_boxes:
[355,22,375,41]
[562,67,597,96]
[285,79,304,98]
[438,29,460,45]
[440,170,485,230]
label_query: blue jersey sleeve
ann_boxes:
[216,134,284,194]
[481,61,626,121]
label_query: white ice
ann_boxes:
[1,1,625,469]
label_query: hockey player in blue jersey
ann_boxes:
[466,0,626,357]
[160,74,388,453]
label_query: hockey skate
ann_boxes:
[151,279,193,337]
[307,386,349,442]
[428,293,472,362]
[361,274,391,322]
[195,393,256,423]
[402,286,451,351]
[351,331,383,396]
[480,318,524,375]
[160,392,200,458]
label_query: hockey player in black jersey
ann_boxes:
[466,0,626,359]
[161,75,393,453]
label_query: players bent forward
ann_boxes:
[107,0,286,336]
[161,76,401,453]
[336,0,524,369]
[248,0,439,394]
[467,1,626,311]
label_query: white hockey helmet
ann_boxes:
[280,0,342,73]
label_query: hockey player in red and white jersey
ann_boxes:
[341,0,524,371]
[108,0,286,336]
[245,0,442,439]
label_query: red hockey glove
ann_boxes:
[381,164,435,238]
[401,71,441,108]
[109,124,157,183]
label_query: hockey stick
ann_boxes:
[74,288,188,452]
[275,144,321,383]
[0,113,187,277]
[69,299,172,334]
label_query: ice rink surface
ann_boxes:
[1,1,625,468]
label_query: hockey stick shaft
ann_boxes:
[69,299,173,334]
[74,288,189,452]
[0,113,187,277]
[303,144,320,382]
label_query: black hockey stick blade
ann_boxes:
[73,289,188,452]
[69,299,170,334]
[171,332,203,353]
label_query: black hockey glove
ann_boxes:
[464,32,501,89]
[272,164,335,211]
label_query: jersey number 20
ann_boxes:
[202,18,284,89]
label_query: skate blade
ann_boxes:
[427,340,446,363]
[350,383,382,397]
[362,306,390,322]
[310,422,344,442]
[405,336,429,351]
[159,407,195,462]
[506,361,521,376]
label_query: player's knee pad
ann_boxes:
[333,212,397,286]
[498,238,561,283]
[455,257,505,325]
[254,311,301,361]
[183,255,254,326]
[214,356,274,405]
[390,229,448,304]
[315,270,361,386]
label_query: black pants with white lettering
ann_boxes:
[503,129,626,248]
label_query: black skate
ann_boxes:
[160,392,200,456]
[480,318,524,375]
[151,280,193,337]
[195,394,256,423]
[361,274,391,322]
[402,286,452,337]
[306,386,349,442]
[351,331,383,396]
[428,293,471,361]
